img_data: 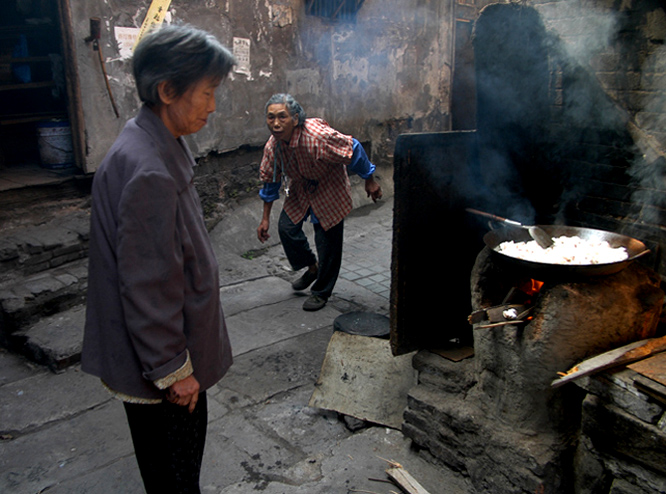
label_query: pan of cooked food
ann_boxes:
[482,224,650,280]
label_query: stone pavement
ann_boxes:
[0,196,474,494]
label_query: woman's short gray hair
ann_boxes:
[133,23,235,106]
[265,93,307,126]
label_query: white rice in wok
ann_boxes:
[496,235,629,265]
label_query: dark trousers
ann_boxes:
[123,392,208,494]
[278,209,344,299]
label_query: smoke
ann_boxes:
[543,4,666,230]
[626,44,666,226]
[471,3,555,225]
[303,1,666,235]
[469,2,666,237]
[540,2,619,67]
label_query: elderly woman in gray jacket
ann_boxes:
[82,24,234,494]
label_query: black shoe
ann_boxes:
[292,269,318,291]
[303,295,327,311]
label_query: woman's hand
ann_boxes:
[257,218,271,243]
[257,201,273,243]
[365,176,382,203]
[167,375,200,413]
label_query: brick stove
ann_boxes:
[389,3,666,493]
[391,129,665,492]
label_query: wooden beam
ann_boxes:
[56,0,87,172]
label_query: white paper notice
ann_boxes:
[114,27,140,60]
[233,37,251,76]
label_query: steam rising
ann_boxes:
[470,2,666,234]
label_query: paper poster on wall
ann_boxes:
[233,37,251,76]
[134,0,172,49]
[114,27,140,59]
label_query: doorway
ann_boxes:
[0,0,82,194]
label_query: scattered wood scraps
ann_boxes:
[382,458,431,494]
[350,457,433,494]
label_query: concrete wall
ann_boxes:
[66,0,454,173]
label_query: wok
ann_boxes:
[483,225,649,280]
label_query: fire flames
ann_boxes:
[521,279,544,297]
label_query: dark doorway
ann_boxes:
[1,1,70,167]
[0,0,85,203]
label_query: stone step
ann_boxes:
[411,349,476,394]
[0,205,91,371]
[0,209,89,282]
[7,303,85,372]
[0,257,88,337]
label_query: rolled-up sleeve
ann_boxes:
[259,182,281,202]
[348,139,375,179]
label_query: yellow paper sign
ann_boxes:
[133,0,172,50]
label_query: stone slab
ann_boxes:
[30,456,144,494]
[204,404,303,490]
[582,394,666,474]
[225,292,340,357]
[213,425,470,494]
[219,276,294,317]
[0,400,137,494]
[215,326,334,406]
[0,347,40,387]
[577,369,664,424]
[215,249,271,287]
[7,277,304,372]
[209,196,282,259]
[0,195,477,494]
[13,304,86,371]
[308,331,417,429]
[0,364,110,434]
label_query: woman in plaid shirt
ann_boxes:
[257,93,382,311]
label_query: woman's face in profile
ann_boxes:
[159,77,221,138]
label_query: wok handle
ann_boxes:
[465,208,521,227]
[632,249,651,260]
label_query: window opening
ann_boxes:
[305,0,365,21]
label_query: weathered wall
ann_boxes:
[66,0,454,173]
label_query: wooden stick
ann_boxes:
[94,40,120,118]
[385,467,432,494]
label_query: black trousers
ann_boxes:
[123,392,208,494]
[278,209,344,299]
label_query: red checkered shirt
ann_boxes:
[259,118,354,231]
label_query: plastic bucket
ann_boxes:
[37,120,74,168]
